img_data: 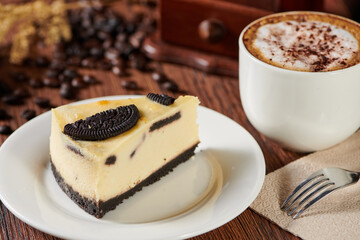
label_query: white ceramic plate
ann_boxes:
[0,95,265,240]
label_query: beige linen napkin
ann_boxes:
[250,130,360,240]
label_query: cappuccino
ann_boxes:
[243,12,360,72]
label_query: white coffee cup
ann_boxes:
[239,12,360,152]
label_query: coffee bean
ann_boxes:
[0,109,9,120]
[121,80,138,90]
[71,77,86,88]
[141,16,157,33]
[35,56,50,67]
[129,31,146,49]
[97,31,111,41]
[84,39,101,49]
[0,81,12,96]
[89,47,104,58]
[81,58,96,68]
[162,81,179,92]
[125,22,137,35]
[0,125,12,135]
[104,48,119,60]
[53,51,66,61]
[112,66,127,76]
[46,69,60,78]
[43,77,60,88]
[34,97,50,108]
[68,56,82,66]
[96,60,112,71]
[119,43,135,59]
[63,69,79,79]
[116,33,128,43]
[110,58,125,67]
[60,83,75,99]
[151,72,167,83]
[129,52,148,71]
[82,75,97,84]
[2,94,23,105]
[21,109,36,120]
[13,72,28,82]
[22,57,36,67]
[14,88,30,98]
[58,74,71,83]
[50,59,66,71]
[102,39,114,49]
[29,78,43,88]
[130,12,145,25]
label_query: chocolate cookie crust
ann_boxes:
[50,143,199,218]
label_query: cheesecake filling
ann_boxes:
[50,96,200,203]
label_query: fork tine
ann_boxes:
[283,176,328,212]
[281,171,323,209]
[287,182,334,216]
[292,186,336,219]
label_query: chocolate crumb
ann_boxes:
[105,155,116,165]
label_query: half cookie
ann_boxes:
[49,94,200,218]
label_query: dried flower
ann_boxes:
[0,0,71,64]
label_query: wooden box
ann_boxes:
[143,0,324,77]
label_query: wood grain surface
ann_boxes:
[0,1,305,239]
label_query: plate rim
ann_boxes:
[0,95,265,240]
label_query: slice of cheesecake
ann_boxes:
[49,94,200,218]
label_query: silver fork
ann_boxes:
[281,167,360,219]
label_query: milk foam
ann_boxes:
[254,20,358,71]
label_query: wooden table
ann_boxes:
[0,2,305,240]
[0,60,305,240]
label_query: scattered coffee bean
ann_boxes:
[82,75,97,84]
[129,31,146,49]
[96,60,112,71]
[0,125,12,135]
[104,48,119,60]
[58,74,71,83]
[14,88,30,98]
[112,66,127,76]
[68,56,82,66]
[43,77,60,88]
[13,72,28,82]
[103,39,114,49]
[2,94,23,105]
[84,38,101,49]
[50,59,66,71]
[110,57,125,67]
[53,51,66,61]
[46,69,60,78]
[34,97,51,108]
[71,77,86,88]
[60,83,75,99]
[161,81,179,92]
[129,52,148,71]
[22,58,36,67]
[116,33,127,43]
[29,77,43,88]
[21,109,36,121]
[119,43,135,59]
[97,31,111,41]
[35,56,50,68]
[121,80,138,90]
[0,109,9,120]
[89,47,104,58]
[63,69,78,79]
[81,58,96,68]
[0,81,12,96]
[151,72,167,83]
